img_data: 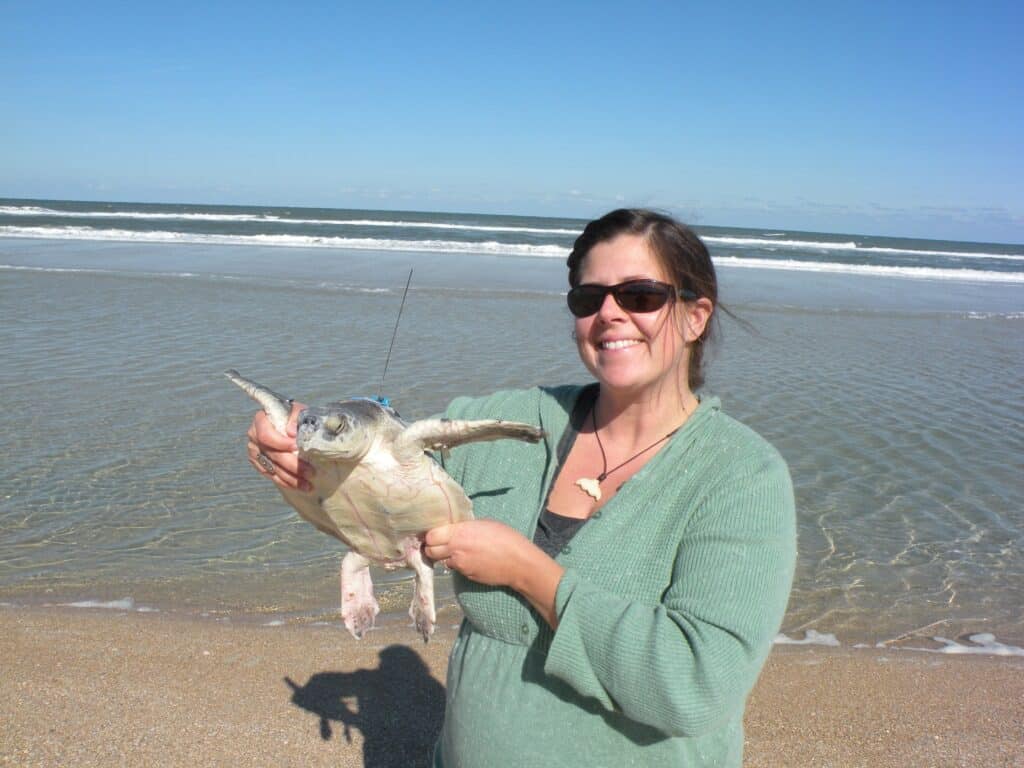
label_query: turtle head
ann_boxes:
[295,404,374,460]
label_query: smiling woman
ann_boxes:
[569,231,711,406]
[248,208,797,768]
[567,208,720,390]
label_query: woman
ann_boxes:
[248,209,796,767]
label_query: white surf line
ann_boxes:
[703,235,1024,261]
[4,227,1023,282]
[60,597,159,612]
[899,633,1024,657]
[714,255,1024,283]
[0,206,581,235]
[0,226,568,258]
[4,206,1019,259]
[774,629,841,646]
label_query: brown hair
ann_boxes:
[567,208,719,390]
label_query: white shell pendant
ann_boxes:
[575,477,602,501]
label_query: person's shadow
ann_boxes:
[285,645,446,768]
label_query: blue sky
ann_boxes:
[2,1,1022,242]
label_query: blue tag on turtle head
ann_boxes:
[352,395,391,407]
[352,395,396,415]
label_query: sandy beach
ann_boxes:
[1,607,1021,767]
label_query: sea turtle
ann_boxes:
[225,370,544,641]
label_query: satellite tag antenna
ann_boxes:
[376,268,414,407]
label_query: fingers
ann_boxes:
[250,410,297,453]
[246,402,313,492]
[422,525,455,566]
[246,439,311,491]
[423,525,453,546]
[286,402,303,437]
[247,451,302,492]
[423,547,457,572]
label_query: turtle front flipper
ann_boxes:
[221,370,292,436]
[394,418,544,458]
[224,369,294,434]
[340,551,379,640]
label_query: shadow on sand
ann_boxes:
[285,645,446,768]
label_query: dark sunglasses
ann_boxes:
[566,279,697,318]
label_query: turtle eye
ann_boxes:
[322,415,345,435]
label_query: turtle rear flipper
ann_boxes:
[394,418,544,458]
[340,551,379,639]
[404,540,436,642]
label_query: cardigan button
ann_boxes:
[520,623,529,635]
[592,511,602,519]
[561,545,572,555]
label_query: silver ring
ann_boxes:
[256,452,276,475]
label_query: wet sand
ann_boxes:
[2,607,1021,767]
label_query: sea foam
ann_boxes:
[0,205,580,235]
[774,629,841,646]
[902,633,1024,657]
[714,255,1024,283]
[4,203,1023,261]
[62,597,157,612]
[704,235,1024,261]
[4,226,1023,284]
[0,225,569,258]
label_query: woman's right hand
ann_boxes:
[246,402,314,492]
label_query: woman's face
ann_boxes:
[577,233,688,403]
[574,233,704,399]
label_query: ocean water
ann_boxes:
[1,199,1021,652]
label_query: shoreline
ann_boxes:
[4,584,1022,656]
[2,606,1021,767]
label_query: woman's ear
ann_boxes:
[681,297,714,343]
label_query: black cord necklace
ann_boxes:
[574,402,685,501]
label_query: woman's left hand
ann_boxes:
[423,520,532,588]
[426,520,566,629]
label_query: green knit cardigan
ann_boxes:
[434,385,796,768]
